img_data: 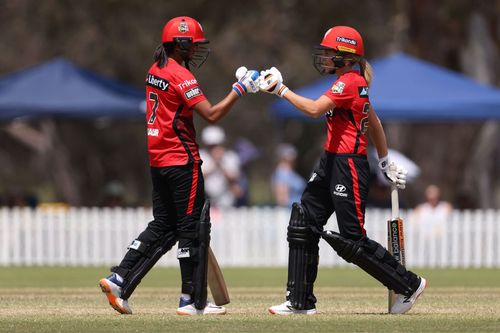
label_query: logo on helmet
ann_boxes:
[178,21,189,33]
[336,36,357,45]
[337,45,356,53]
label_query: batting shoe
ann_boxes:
[268,301,317,315]
[99,273,133,315]
[390,277,427,314]
[176,298,226,316]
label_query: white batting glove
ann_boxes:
[258,67,289,98]
[235,66,248,80]
[379,156,407,190]
[232,66,260,96]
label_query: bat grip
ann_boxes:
[391,185,399,220]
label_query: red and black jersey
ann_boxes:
[323,70,370,155]
[145,58,207,167]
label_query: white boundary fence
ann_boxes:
[1,207,499,268]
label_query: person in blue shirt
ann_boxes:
[272,144,306,207]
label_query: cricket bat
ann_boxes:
[387,185,406,312]
[207,246,230,306]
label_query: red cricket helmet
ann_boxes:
[162,16,209,44]
[161,16,210,69]
[319,26,364,56]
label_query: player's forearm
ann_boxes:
[367,109,388,158]
[197,93,239,123]
[283,90,325,118]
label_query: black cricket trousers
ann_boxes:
[301,152,370,240]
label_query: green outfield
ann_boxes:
[0,267,499,332]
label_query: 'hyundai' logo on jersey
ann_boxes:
[335,184,346,192]
[333,184,348,197]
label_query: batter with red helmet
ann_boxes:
[99,16,259,316]
[260,26,427,315]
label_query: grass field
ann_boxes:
[1,267,499,332]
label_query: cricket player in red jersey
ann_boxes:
[99,16,259,316]
[260,26,427,315]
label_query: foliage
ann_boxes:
[0,0,499,207]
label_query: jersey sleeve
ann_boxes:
[172,70,207,108]
[323,78,354,109]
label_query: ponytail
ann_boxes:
[153,43,177,68]
[359,58,373,87]
[154,44,168,68]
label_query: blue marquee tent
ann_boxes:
[271,52,500,121]
[0,58,144,120]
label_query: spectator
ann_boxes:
[102,180,126,207]
[199,126,243,208]
[233,137,261,207]
[1,189,38,208]
[271,144,306,207]
[411,184,453,238]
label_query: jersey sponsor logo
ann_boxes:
[331,81,345,94]
[333,184,348,197]
[335,184,346,192]
[184,87,202,99]
[146,74,169,91]
[177,79,197,90]
[147,128,159,137]
[336,36,357,45]
[358,86,369,97]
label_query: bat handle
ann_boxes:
[391,185,399,220]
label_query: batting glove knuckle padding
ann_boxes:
[379,157,407,190]
[258,67,288,98]
[232,66,260,96]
